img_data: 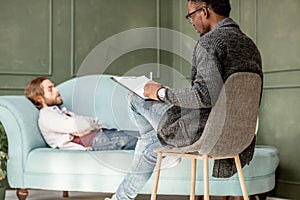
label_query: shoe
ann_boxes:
[104,198,111,200]
[160,156,181,169]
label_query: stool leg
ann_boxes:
[203,155,209,200]
[234,155,249,200]
[151,152,163,200]
[190,158,197,200]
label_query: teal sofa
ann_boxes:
[0,74,279,199]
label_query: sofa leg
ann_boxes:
[16,189,29,200]
[63,191,69,198]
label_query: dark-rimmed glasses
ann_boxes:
[185,6,206,24]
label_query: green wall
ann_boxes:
[0,0,159,94]
[0,0,299,199]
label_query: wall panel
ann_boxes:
[0,0,52,75]
[257,0,300,72]
[255,0,300,198]
[259,86,300,199]
[72,0,159,76]
[0,0,72,94]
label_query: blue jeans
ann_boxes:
[112,94,173,200]
[92,129,139,151]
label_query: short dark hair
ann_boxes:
[24,77,48,109]
[188,0,231,17]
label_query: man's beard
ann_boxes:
[45,97,63,107]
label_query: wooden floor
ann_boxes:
[5,190,285,200]
[5,190,197,200]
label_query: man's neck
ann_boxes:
[41,105,59,109]
[209,15,227,31]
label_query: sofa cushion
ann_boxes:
[26,145,278,180]
[25,148,134,175]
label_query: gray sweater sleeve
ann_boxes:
[164,45,223,109]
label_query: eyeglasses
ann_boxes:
[185,6,206,24]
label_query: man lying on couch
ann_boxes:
[24,77,139,151]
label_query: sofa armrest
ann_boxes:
[0,96,47,187]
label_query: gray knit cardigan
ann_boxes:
[157,18,263,178]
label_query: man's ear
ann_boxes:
[203,7,209,18]
[35,96,44,105]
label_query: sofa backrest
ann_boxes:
[57,74,138,130]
